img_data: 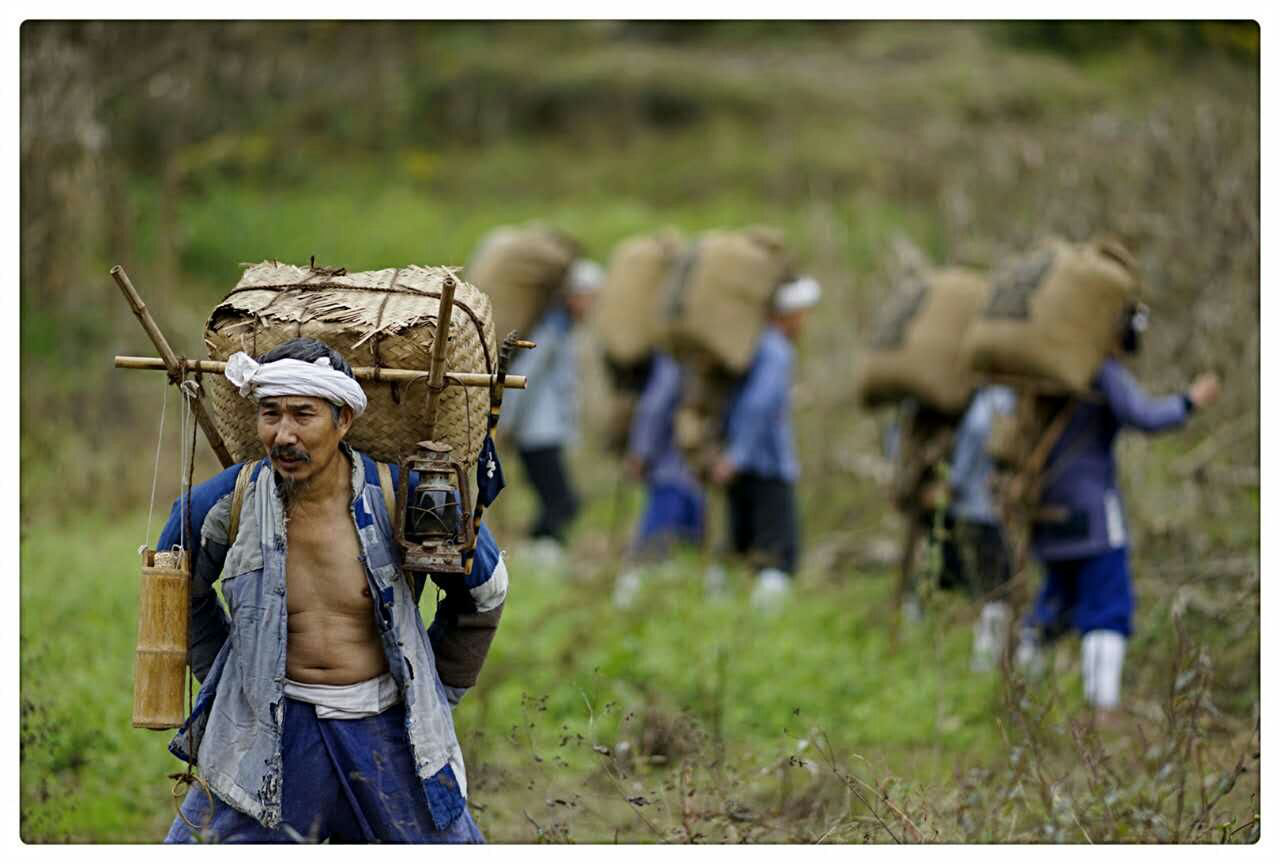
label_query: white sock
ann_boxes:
[1081,630,1126,710]
[751,568,791,613]
[972,602,1011,671]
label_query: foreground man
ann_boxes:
[162,338,507,843]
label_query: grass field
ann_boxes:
[20,474,1259,842]
[20,21,1259,843]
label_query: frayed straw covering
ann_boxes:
[204,261,496,467]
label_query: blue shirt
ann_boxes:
[501,306,578,449]
[723,325,798,482]
[626,352,701,492]
[1033,358,1189,562]
[950,386,1015,525]
[156,445,507,831]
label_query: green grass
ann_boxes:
[20,472,1258,841]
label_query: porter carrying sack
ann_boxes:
[856,267,992,415]
[204,261,496,467]
[465,225,579,341]
[962,238,1139,393]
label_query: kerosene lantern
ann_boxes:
[396,439,474,575]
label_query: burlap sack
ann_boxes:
[465,225,579,341]
[596,229,685,367]
[204,261,495,467]
[856,267,991,415]
[665,226,792,376]
[962,238,1139,393]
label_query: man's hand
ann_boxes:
[710,454,737,487]
[1188,372,1221,410]
[624,454,647,483]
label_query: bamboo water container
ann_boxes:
[132,549,190,730]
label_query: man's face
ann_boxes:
[775,308,810,343]
[257,395,353,486]
[565,291,595,323]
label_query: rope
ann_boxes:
[178,382,194,551]
[140,376,169,556]
[172,369,212,836]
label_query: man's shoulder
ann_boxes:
[194,460,261,506]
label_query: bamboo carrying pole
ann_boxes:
[421,275,458,440]
[112,266,236,469]
[113,356,527,390]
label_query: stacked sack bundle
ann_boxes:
[594,228,687,453]
[204,260,496,468]
[465,224,581,341]
[856,265,992,511]
[962,237,1140,393]
[856,267,992,416]
[962,237,1140,469]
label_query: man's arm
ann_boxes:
[154,465,242,682]
[627,353,681,469]
[426,523,509,706]
[723,343,790,474]
[1097,359,1189,434]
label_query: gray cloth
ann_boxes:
[950,385,1015,525]
[501,306,579,448]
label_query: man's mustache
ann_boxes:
[271,445,311,463]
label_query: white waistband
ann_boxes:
[283,671,402,720]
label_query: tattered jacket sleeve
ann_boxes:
[426,522,508,704]
[155,464,242,683]
[1097,359,1189,433]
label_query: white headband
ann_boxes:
[224,351,368,418]
[566,259,604,296]
[773,275,822,312]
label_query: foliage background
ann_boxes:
[20,20,1259,842]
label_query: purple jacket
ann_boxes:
[627,352,701,493]
[1032,358,1190,562]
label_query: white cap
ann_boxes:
[773,275,822,312]
[566,259,604,296]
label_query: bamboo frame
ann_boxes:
[112,265,236,468]
[114,356,527,390]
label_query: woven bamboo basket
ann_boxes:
[204,262,496,467]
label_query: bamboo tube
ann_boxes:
[132,549,190,730]
[114,356,527,390]
[111,266,236,468]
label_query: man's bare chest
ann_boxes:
[284,510,371,615]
